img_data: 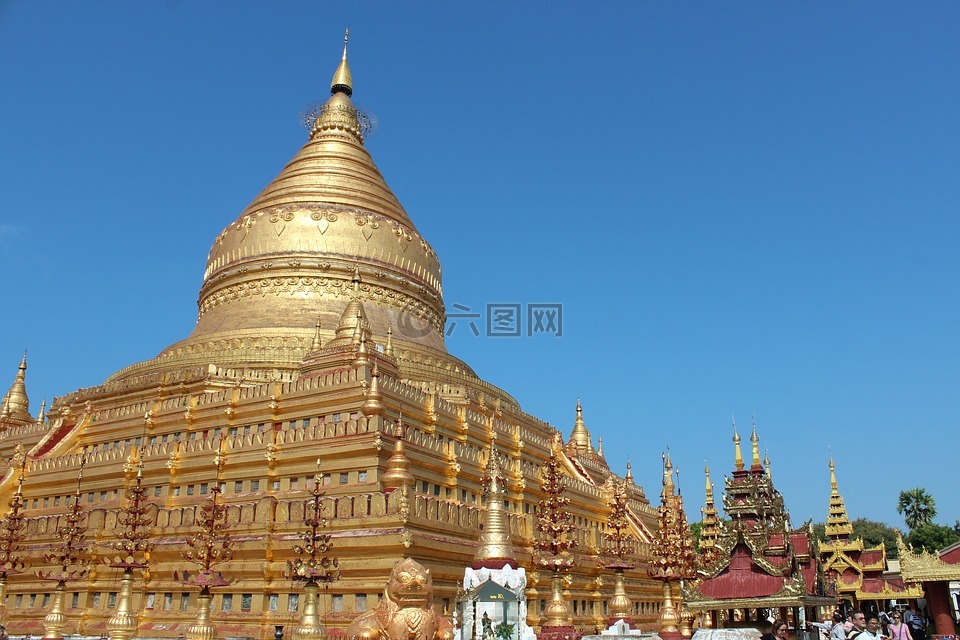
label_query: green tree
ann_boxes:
[897,488,937,530]
[906,523,960,553]
[852,518,900,559]
[690,521,703,550]
[812,522,826,542]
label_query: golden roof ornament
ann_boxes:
[625,458,634,484]
[330,28,353,97]
[361,361,385,416]
[825,457,854,540]
[381,416,414,492]
[732,417,744,471]
[311,319,323,352]
[35,399,45,425]
[568,397,593,453]
[472,445,516,569]
[750,417,762,468]
[385,327,394,357]
[1,353,32,427]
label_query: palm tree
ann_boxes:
[897,488,937,530]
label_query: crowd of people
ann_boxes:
[767,605,929,640]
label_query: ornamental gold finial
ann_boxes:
[1,352,32,426]
[385,327,394,357]
[625,458,634,483]
[704,462,712,497]
[661,452,675,499]
[829,455,837,492]
[472,444,515,568]
[312,319,323,351]
[750,415,761,468]
[569,396,593,453]
[35,399,45,425]
[764,449,772,479]
[732,416,744,471]
[330,29,353,97]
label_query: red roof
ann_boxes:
[700,545,786,599]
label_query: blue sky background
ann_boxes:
[1,2,958,531]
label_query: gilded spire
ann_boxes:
[750,416,762,468]
[472,445,516,569]
[381,417,414,492]
[568,397,593,454]
[361,361,384,417]
[825,456,853,540]
[311,319,323,351]
[597,436,604,458]
[35,399,46,425]
[661,452,675,500]
[763,449,772,480]
[1,353,32,427]
[732,417,744,471]
[385,327,394,357]
[700,462,720,558]
[330,29,353,97]
[625,458,634,484]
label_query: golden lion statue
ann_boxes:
[348,558,454,640]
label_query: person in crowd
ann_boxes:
[845,610,868,640]
[907,608,926,640]
[855,614,883,640]
[762,619,790,640]
[886,611,913,640]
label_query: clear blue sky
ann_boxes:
[1,2,958,532]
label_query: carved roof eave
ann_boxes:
[854,582,925,601]
[897,533,960,582]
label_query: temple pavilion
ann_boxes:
[684,424,834,629]
[0,37,661,638]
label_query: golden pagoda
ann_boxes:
[0,35,662,638]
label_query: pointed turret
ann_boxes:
[700,462,720,556]
[35,399,46,426]
[597,436,604,458]
[380,417,414,492]
[311,319,323,352]
[361,361,385,417]
[330,29,353,97]
[825,457,854,540]
[764,449,772,480]
[661,453,676,501]
[472,445,516,569]
[0,354,33,428]
[567,397,593,454]
[732,417,744,471]
[750,418,762,470]
[625,459,634,484]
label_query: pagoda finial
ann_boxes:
[381,414,414,492]
[472,444,515,569]
[361,361,384,417]
[732,416,744,471]
[661,452,675,499]
[311,319,323,351]
[385,327,394,357]
[597,436,604,457]
[625,458,634,483]
[829,456,837,492]
[750,415,762,468]
[704,462,712,498]
[764,449,772,480]
[36,399,46,425]
[569,396,593,453]
[1,352,32,426]
[330,29,353,97]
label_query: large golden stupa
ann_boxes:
[0,36,661,638]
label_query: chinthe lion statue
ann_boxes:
[348,557,454,640]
